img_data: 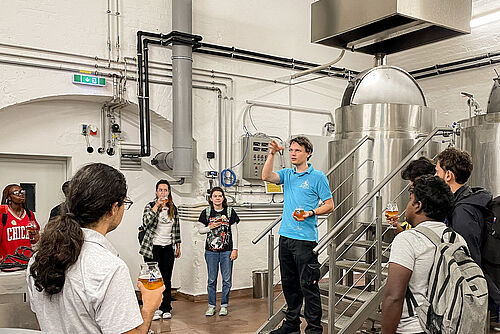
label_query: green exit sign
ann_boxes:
[73,74,106,87]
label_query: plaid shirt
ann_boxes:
[139,201,181,259]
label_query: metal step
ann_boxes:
[320,312,352,330]
[347,239,391,251]
[319,283,376,303]
[334,260,388,277]
[359,220,392,229]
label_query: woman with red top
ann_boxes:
[0,184,40,264]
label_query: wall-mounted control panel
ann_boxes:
[241,136,271,180]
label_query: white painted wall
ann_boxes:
[0,0,498,298]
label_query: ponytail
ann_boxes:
[29,163,127,295]
[30,214,84,294]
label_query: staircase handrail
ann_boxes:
[313,127,455,254]
[251,135,374,245]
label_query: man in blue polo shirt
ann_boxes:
[262,136,334,334]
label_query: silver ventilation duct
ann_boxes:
[311,0,471,54]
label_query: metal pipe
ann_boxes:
[328,241,336,334]
[313,127,455,254]
[217,92,223,178]
[246,100,334,123]
[374,53,387,67]
[291,49,345,79]
[106,0,112,67]
[172,0,194,178]
[115,0,121,62]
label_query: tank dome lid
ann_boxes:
[341,65,427,107]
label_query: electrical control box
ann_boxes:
[241,136,272,180]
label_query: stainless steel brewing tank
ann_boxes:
[328,104,438,233]
[458,112,500,197]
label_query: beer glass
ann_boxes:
[26,220,37,242]
[138,262,164,290]
[294,207,305,229]
[385,202,399,229]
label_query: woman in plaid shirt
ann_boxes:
[139,180,181,320]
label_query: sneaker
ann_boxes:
[205,306,216,316]
[269,322,300,334]
[152,310,163,321]
[162,312,172,319]
[219,306,228,316]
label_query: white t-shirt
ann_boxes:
[152,209,173,246]
[27,228,143,334]
[388,220,465,333]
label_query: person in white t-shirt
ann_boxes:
[27,163,164,334]
[382,175,456,334]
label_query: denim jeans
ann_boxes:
[205,250,233,307]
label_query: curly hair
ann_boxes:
[1,184,18,204]
[435,147,473,184]
[401,156,435,181]
[411,175,454,222]
[30,163,127,295]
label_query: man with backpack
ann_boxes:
[382,175,488,333]
[435,147,492,266]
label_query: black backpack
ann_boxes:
[481,196,500,305]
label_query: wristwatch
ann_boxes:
[309,210,315,217]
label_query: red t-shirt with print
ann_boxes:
[0,205,40,263]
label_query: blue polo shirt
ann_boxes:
[276,163,332,242]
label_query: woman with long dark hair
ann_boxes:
[139,179,181,320]
[0,184,40,264]
[27,163,164,334]
[197,187,240,316]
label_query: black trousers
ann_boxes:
[144,244,175,312]
[279,236,322,334]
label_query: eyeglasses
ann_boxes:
[11,190,26,196]
[123,198,133,210]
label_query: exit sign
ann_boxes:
[73,74,106,87]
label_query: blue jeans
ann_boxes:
[205,250,233,307]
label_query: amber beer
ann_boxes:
[294,208,305,220]
[386,210,399,217]
[138,275,164,290]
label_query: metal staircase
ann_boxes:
[253,127,455,334]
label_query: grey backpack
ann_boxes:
[406,226,488,334]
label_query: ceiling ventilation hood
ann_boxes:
[311,0,472,55]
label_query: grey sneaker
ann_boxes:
[205,306,216,316]
[162,311,172,319]
[219,306,228,316]
[152,310,163,321]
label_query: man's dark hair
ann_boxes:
[411,175,454,222]
[289,136,313,160]
[62,181,70,197]
[401,156,435,181]
[435,147,473,184]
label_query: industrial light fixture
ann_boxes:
[470,9,500,28]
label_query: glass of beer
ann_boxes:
[26,220,37,242]
[386,202,399,229]
[294,207,305,229]
[138,262,164,290]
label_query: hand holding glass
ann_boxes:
[385,202,399,229]
[294,207,305,230]
[138,262,164,290]
[27,220,37,242]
